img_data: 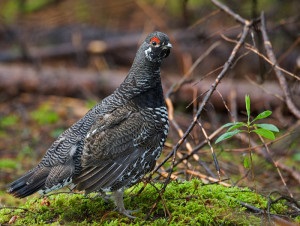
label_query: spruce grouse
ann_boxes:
[7,31,172,218]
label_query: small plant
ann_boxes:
[0,158,18,170]
[30,103,59,125]
[215,95,279,172]
[216,95,279,144]
[0,115,19,128]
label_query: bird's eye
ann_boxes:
[150,36,161,47]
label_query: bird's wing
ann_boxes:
[81,107,142,165]
[74,107,167,192]
[7,106,100,198]
[40,107,97,168]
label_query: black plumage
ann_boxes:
[7,31,172,218]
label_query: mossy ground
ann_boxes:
[0,179,294,225]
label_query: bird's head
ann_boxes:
[143,31,172,63]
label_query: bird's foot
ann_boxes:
[115,207,138,219]
[112,190,138,219]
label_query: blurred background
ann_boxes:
[0,0,299,210]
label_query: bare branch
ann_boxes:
[154,24,251,181]
[171,25,250,163]
[210,0,250,25]
[260,12,300,119]
[221,34,300,82]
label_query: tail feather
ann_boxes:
[7,168,47,198]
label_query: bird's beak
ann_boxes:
[165,42,172,49]
[161,42,172,58]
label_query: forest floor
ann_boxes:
[0,0,300,225]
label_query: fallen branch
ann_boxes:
[0,65,282,111]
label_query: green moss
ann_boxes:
[295,215,300,223]
[0,180,294,225]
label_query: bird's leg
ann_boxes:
[83,190,111,202]
[96,190,111,203]
[112,190,136,219]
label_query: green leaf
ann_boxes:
[253,128,275,140]
[243,156,251,169]
[227,122,246,132]
[221,122,238,128]
[253,110,272,121]
[255,123,279,132]
[245,95,251,122]
[215,130,241,144]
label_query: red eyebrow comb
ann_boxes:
[150,36,161,44]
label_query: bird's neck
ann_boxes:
[118,52,163,94]
[100,51,164,111]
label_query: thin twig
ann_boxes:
[257,134,293,198]
[237,132,300,185]
[165,97,194,169]
[173,126,224,168]
[210,0,250,25]
[149,25,252,219]
[188,9,221,29]
[166,41,220,97]
[145,182,172,221]
[185,170,231,187]
[164,24,251,172]
[157,42,223,179]
[220,129,299,152]
[221,34,300,82]
[246,76,284,102]
[239,201,264,213]
[197,120,221,179]
[260,12,300,119]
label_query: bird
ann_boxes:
[7,31,172,218]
